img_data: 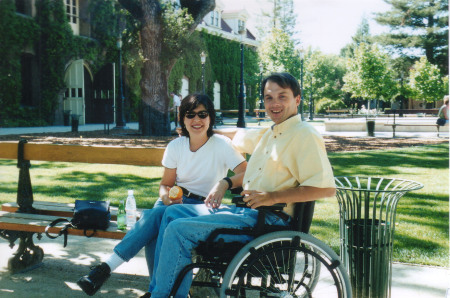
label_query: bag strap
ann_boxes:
[45,218,73,248]
[84,228,96,238]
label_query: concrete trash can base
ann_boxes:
[366,120,375,137]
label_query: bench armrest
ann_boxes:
[232,196,286,210]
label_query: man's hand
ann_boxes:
[205,180,228,208]
[241,190,277,209]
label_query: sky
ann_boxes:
[221,0,391,55]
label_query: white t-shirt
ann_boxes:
[162,134,245,197]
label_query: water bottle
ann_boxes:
[125,190,137,229]
[117,200,127,230]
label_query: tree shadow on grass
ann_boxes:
[330,143,449,177]
[32,171,161,209]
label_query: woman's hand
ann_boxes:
[205,180,228,208]
[161,186,183,206]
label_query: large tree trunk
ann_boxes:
[140,1,170,136]
[120,0,215,136]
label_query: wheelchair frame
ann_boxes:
[170,201,352,298]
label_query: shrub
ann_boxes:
[315,97,346,114]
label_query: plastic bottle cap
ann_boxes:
[128,190,134,195]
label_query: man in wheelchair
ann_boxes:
[145,72,338,297]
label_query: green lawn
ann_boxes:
[0,143,448,267]
[312,143,449,267]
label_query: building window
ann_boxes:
[15,0,32,16]
[214,11,219,26]
[210,10,220,27]
[65,0,78,24]
[20,54,35,106]
[238,19,246,33]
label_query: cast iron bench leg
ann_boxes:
[0,230,44,273]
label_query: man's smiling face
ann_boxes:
[263,80,301,125]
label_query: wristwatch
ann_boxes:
[223,177,232,190]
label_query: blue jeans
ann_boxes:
[113,196,204,279]
[147,204,290,297]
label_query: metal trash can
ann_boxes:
[71,114,80,132]
[334,176,423,298]
[366,119,375,137]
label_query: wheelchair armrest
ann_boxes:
[232,196,286,210]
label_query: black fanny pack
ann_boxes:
[45,200,111,247]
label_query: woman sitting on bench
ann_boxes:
[77,94,247,296]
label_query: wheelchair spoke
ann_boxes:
[221,231,351,298]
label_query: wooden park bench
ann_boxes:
[384,109,439,117]
[254,108,269,125]
[326,108,354,119]
[0,140,164,273]
[383,110,441,137]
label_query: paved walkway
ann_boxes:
[1,117,448,139]
[0,118,449,297]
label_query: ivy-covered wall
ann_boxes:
[168,31,260,111]
[203,32,259,110]
[0,0,123,127]
[1,0,260,127]
[0,0,39,126]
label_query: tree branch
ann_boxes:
[118,0,143,20]
[180,0,215,32]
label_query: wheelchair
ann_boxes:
[170,198,352,298]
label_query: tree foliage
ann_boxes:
[257,0,298,43]
[303,50,347,104]
[258,28,300,78]
[374,0,449,74]
[340,18,372,58]
[408,56,446,102]
[343,43,397,102]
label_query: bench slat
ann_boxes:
[0,211,126,239]
[384,124,438,126]
[0,142,164,166]
[1,201,145,221]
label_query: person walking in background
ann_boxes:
[437,95,449,125]
[170,92,181,127]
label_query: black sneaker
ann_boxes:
[77,263,111,296]
[140,293,151,298]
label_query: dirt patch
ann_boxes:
[0,129,447,152]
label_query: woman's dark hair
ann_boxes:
[261,72,301,98]
[179,93,216,137]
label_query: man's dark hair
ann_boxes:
[179,93,216,137]
[261,72,301,98]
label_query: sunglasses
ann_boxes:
[185,111,209,119]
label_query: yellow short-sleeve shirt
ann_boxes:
[232,115,335,217]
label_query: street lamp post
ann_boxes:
[114,37,127,129]
[200,51,206,94]
[259,65,265,118]
[309,76,314,121]
[237,30,246,128]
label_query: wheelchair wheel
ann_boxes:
[220,231,351,298]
